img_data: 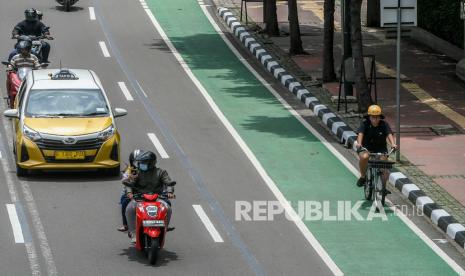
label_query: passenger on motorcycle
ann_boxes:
[122,151,175,242]
[8,40,40,71]
[117,149,144,232]
[11,8,52,63]
[354,104,397,187]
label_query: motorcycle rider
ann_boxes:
[117,149,143,232]
[122,151,176,243]
[8,40,40,71]
[11,8,52,63]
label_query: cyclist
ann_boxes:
[355,104,397,188]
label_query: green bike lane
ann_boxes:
[144,0,458,274]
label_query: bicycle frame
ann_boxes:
[361,148,396,209]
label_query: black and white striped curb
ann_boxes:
[218,7,358,148]
[217,7,465,248]
[389,171,465,247]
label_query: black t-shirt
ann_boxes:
[356,119,392,153]
[13,20,47,37]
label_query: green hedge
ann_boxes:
[418,0,464,48]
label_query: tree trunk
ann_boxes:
[288,0,304,54]
[265,0,280,36]
[263,0,268,25]
[366,0,380,27]
[350,0,372,112]
[322,0,336,82]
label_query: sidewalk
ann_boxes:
[215,0,465,223]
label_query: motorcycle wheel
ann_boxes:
[64,1,71,11]
[147,237,160,265]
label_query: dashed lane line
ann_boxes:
[193,205,224,242]
[99,41,111,57]
[6,204,24,243]
[89,7,96,20]
[147,133,169,158]
[117,81,134,101]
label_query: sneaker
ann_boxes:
[128,231,136,244]
[356,177,366,187]
[117,225,128,232]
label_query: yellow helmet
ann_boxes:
[367,105,382,116]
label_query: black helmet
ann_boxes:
[24,8,37,22]
[134,151,157,172]
[17,40,32,52]
[129,149,145,167]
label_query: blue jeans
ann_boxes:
[120,194,131,226]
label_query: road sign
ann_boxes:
[380,0,417,27]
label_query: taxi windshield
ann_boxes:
[25,89,110,118]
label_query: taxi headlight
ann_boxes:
[97,125,115,141]
[23,125,42,141]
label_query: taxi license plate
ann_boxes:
[55,151,86,160]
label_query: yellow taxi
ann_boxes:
[3,69,127,176]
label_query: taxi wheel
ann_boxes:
[16,164,28,177]
[107,166,121,177]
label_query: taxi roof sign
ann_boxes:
[51,69,79,80]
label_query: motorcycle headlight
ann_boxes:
[145,206,158,218]
[23,125,42,141]
[97,125,115,141]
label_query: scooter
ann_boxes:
[56,0,79,12]
[133,192,173,265]
[1,62,47,108]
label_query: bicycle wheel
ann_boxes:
[364,171,373,200]
[373,174,385,208]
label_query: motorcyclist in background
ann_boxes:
[122,151,176,243]
[8,40,40,71]
[11,8,52,63]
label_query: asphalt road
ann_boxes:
[0,0,333,275]
[1,0,465,275]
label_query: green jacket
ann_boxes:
[123,167,175,195]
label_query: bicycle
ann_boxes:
[359,147,396,209]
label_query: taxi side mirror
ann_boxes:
[113,108,127,118]
[4,109,19,118]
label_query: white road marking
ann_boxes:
[147,133,169,158]
[6,204,24,243]
[0,150,2,159]
[208,6,465,275]
[193,205,224,242]
[89,7,96,20]
[117,82,134,101]
[99,41,111,57]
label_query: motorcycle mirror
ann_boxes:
[3,109,19,119]
[113,108,127,118]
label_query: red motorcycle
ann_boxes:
[2,62,30,108]
[133,192,172,264]
[2,61,48,108]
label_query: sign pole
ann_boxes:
[395,0,401,161]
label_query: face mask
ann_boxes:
[138,163,149,171]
